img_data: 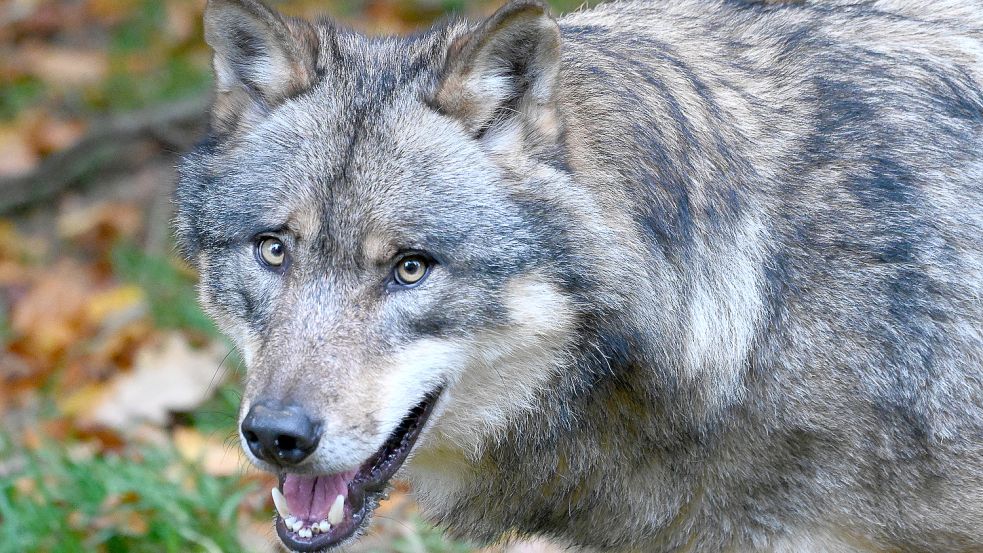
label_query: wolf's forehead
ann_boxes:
[249,31,448,166]
[217,83,499,251]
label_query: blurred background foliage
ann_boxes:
[0,0,584,551]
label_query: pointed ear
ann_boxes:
[204,0,319,134]
[436,0,561,137]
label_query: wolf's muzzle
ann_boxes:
[241,401,322,466]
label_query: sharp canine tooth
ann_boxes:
[328,494,345,525]
[271,488,290,518]
[318,520,331,533]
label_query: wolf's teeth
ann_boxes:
[290,518,304,532]
[328,494,345,525]
[298,528,312,539]
[271,488,290,519]
[318,520,331,533]
[284,516,298,528]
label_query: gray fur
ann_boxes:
[175,0,983,551]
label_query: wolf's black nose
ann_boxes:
[241,402,320,466]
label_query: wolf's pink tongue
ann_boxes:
[282,472,356,522]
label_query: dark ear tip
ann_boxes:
[490,0,555,23]
[205,0,278,19]
[477,0,559,43]
[507,0,551,12]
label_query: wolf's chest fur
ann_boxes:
[178,0,983,551]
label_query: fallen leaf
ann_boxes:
[238,520,279,553]
[14,476,38,500]
[29,115,87,156]
[164,0,204,42]
[85,0,142,27]
[55,293,152,396]
[58,383,109,419]
[18,43,109,87]
[0,219,49,263]
[9,260,97,369]
[57,201,142,244]
[173,425,248,477]
[92,509,149,537]
[84,284,145,327]
[85,332,229,431]
[0,125,40,178]
[3,2,88,40]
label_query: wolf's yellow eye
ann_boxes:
[258,237,286,268]
[394,256,428,286]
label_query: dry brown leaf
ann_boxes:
[78,319,152,379]
[0,220,49,263]
[85,332,228,431]
[58,383,110,419]
[238,518,279,553]
[164,0,203,43]
[0,125,40,178]
[18,43,109,87]
[84,285,145,327]
[100,490,141,511]
[13,476,39,500]
[173,426,250,477]
[0,260,34,287]
[85,0,142,27]
[237,470,278,518]
[92,509,149,537]
[9,260,97,368]
[4,2,89,39]
[374,488,413,517]
[29,115,87,156]
[57,201,142,244]
[56,287,151,395]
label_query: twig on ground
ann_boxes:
[0,97,210,214]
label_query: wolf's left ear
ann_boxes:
[436,0,561,137]
[204,0,319,134]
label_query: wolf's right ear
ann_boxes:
[204,0,319,134]
[436,0,561,138]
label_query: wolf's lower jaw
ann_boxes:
[270,387,442,552]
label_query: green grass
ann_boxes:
[372,515,477,553]
[0,77,45,121]
[175,384,243,436]
[111,243,218,339]
[0,436,256,553]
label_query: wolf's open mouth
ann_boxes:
[270,388,442,552]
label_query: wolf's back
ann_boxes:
[449,1,983,550]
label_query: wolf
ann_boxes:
[174,0,983,551]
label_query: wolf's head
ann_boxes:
[175,0,601,548]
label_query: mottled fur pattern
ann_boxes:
[175,0,983,551]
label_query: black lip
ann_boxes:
[274,387,442,552]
